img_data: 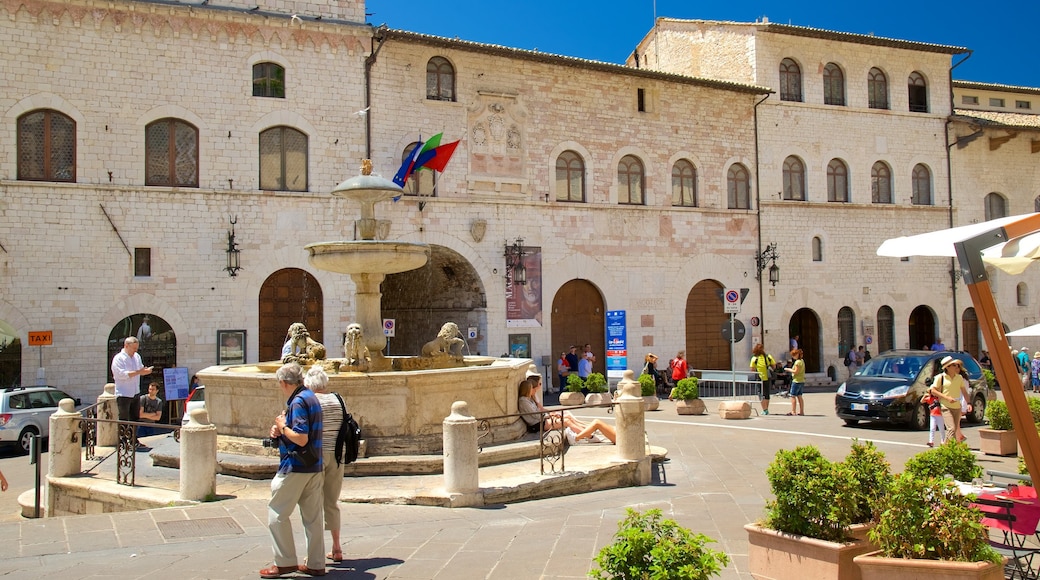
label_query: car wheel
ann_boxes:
[18,426,39,454]
[843,419,859,426]
[910,403,929,431]
[968,395,986,424]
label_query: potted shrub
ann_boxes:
[903,440,982,482]
[842,440,891,539]
[591,508,730,580]
[559,374,585,406]
[856,472,1003,579]
[637,373,660,411]
[584,372,610,405]
[671,377,704,415]
[745,445,877,580]
[979,399,1017,456]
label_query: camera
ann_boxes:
[261,438,276,448]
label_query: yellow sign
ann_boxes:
[28,331,53,346]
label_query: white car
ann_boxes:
[181,385,205,426]
[0,386,81,453]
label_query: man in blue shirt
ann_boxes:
[261,363,325,579]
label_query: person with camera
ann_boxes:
[260,363,325,579]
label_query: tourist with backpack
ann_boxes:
[305,365,348,565]
[750,343,776,415]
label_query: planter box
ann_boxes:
[745,523,875,580]
[978,428,1018,456]
[853,551,1004,580]
[642,395,660,411]
[558,391,585,406]
[676,399,705,415]
[585,393,610,405]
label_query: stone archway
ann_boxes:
[551,280,605,383]
[789,308,821,373]
[383,245,488,357]
[258,268,323,362]
[0,320,21,388]
[962,307,980,357]
[909,305,937,351]
[877,305,895,354]
[106,313,177,389]
[686,280,729,370]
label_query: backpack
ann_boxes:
[333,393,362,466]
[843,350,852,366]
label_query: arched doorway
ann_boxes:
[962,307,980,357]
[908,305,937,351]
[383,245,488,357]
[0,320,21,388]
[877,306,895,354]
[107,313,177,389]
[259,268,323,362]
[788,308,821,372]
[686,280,729,370]
[551,280,605,382]
[837,306,855,357]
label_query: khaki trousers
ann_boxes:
[268,470,325,569]
[321,450,344,532]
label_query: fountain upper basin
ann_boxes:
[306,241,430,275]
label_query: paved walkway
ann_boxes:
[0,392,1021,579]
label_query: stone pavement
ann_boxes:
[0,392,1022,579]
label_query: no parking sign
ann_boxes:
[383,319,395,337]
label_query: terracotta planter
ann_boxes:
[642,395,660,411]
[745,522,876,580]
[978,428,1018,456]
[853,551,1004,580]
[558,391,585,406]
[676,399,706,415]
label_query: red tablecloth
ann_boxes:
[976,486,1040,537]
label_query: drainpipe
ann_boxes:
[365,25,390,159]
[752,91,771,351]
[945,50,972,350]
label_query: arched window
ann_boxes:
[145,118,198,187]
[555,150,585,202]
[838,306,856,357]
[259,126,308,192]
[18,109,76,182]
[1018,282,1029,306]
[401,142,435,197]
[827,159,849,202]
[912,164,932,205]
[618,155,645,205]
[877,306,895,354]
[908,71,928,113]
[823,63,845,106]
[727,164,750,209]
[812,236,823,262]
[779,58,802,102]
[426,56,455,102]
[782,156,806,200]
[252,62,285,98]
[868,67,889,109]
[671,159,697,207]
[871,161,892,204]
[984,192,1008,220]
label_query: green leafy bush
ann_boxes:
[982,369,995,390]
[585,372,608,394]
[671,377,699,401]
[765,446,857,542]
[566,374,585,393]
[840,440,892,523]
[637,373,657,396]
[1028,397,1040,424]
[869,473,1001,563]
[903,441,982,482]
[590,508,729,580]
[985,399,1013,431]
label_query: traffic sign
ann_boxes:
[383,319,396,337]
[724,288,741,314]
[467,327,478,340]
[721,320,746,343]
[28,331,52,346]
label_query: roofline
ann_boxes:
[953,80,1040,96]
[378,28,772,96]
[950,110,1040,132]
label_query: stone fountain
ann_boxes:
[197,162,529,456]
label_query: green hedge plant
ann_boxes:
[765,445,857,542]
[637,373,657,396]
[565,374,584,393]
[590,508,730,580]
[985,399,1013,431]
[671,377,699,401]
[903,441,982,482]
[585,372,608,394]
[840,440,892,523]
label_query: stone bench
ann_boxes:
[718,400,752,420]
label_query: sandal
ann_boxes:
[784,412,793,416]
[327,552,343,563]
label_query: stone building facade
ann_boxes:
[1,0,1038,401]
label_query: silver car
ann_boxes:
[0,386,81,453]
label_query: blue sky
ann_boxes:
[368,0,1036,89]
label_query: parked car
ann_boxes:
[0,386,82,453]
[835,350,995,430]
[181,385,205,426]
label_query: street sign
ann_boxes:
[383,319,396,337]
[467,327,478,340]
[724,289,741,314]
[28,331,52,346]
[721,320,746,343]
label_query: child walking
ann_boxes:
[921,392,945,447]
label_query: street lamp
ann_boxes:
[755,243,780,286]
[504,237,526,287]
[225,215,242,277]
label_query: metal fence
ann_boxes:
[689,369,767,402]
[76,400,180,486]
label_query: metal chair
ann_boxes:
[974,496,1040,579]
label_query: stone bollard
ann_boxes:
[97,383,118,447]
[48,398,82,478]
[442,401,479,504]
[180,408,217,501]
[614,370,647,463]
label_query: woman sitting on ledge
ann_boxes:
[518,380,616,444]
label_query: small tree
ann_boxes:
[765,445,857,542]
[839,439,891,523]
[671,377,699,401]
[585,372,608,394]
[590,508,729,580]
[903,441,982,482]
[985,399,1013,430]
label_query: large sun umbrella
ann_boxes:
[1008,324,1040,338]
[879,213,1040,483]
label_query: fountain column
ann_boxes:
[352,272,388,361]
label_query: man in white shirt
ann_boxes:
[111,337,153,422]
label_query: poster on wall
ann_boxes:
[508,334,531,358]
[506,246,542,327]
[218,330,246,365]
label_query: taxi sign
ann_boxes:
[28,331,53,346]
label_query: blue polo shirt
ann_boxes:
[277,386,323,475]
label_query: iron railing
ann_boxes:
[75,407,179,486]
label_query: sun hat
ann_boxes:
[1034,352,1040,359]
[940,356,961,369]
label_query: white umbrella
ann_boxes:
[877,213,1040,274]
[1007,323,1040,337]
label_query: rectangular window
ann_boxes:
[134,247,151,277]
[1016,100,1032,110]
[961,95,978,105]
[989,98,1005,107]
[637,88,645,112]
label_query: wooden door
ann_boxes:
[551,280,605,379]
[259,268,323,362]
[687,280,729,370]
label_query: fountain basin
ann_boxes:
[305,241,430,275]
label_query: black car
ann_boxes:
[835,350,995,430]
